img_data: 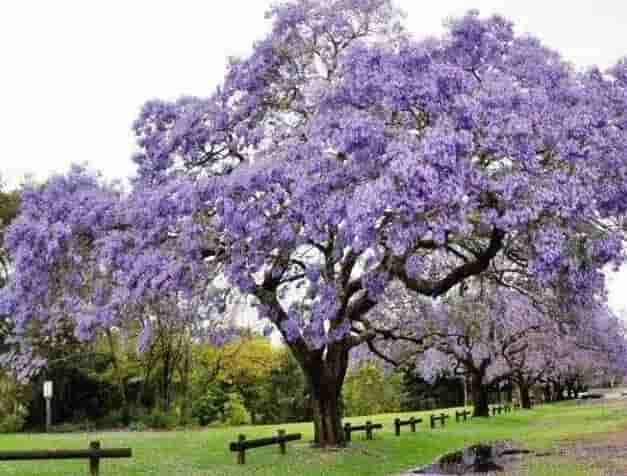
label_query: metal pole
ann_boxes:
[45,398,52,432]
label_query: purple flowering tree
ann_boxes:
[539,307,627,400]
[3,1,627,445]
[412,293,627,413]
[376,287,553,416]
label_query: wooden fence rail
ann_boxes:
[492,406,504,416]
[430,413,450,429]
[455,410,472,422]
[394,417,422,436]
[343,421,383,442]
[0,441,132,476]
[229,430,301,464]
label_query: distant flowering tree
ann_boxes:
[3,1,627,445]
[539,306,627,400]
[392,290,627,414]
[379,287,553,416]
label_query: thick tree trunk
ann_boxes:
[291,342,349,447]
[471,373,490,417]
[543,385,552,403]
[311,384,344,447]
[519,382,532,409]
[505,384,513,404]
[553,382,564,401]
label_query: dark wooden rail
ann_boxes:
[394,417,422,436]
[229,430,301,464]
[492,405,503,416]
[343,421,383,442]
[430,413,450,429]
[0,441,131,475]
[455,410,472,422]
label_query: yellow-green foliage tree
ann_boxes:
[343,364,401,417]
[192,335,279,423]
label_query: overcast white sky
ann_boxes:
[1,0,627,311]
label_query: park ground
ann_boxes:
[1,401,627,475]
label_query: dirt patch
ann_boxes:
[551,430,627,475]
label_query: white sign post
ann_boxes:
[43,381,53,432]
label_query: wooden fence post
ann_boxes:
[410,417,416,433]
[344,423,352,443]
[237,435,246,465]
[278,430,286,455]
[366,421,372,440]
[394,419,400,436]
[89,441,100,476]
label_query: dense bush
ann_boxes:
[0,414,26,434]
[49,420,97,433]
[140,408,178,430]
[255,350,311,424]
[343,365,401,417]
[224,393,251,426]
[128,421,147,432]
[192,387,226,426]
[97,409,127,429]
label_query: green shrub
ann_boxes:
[49,421,96,433]
[0,414,26,434]
[192,390,223,426]
[223,393,251,426]
[97,409,126,429]
[141,408,178,430]
[128,421,147,432]
[343,364,401,417]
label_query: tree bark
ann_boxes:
[519,382,532,409]
[505,383,513,404]
[311,384,344,447]
[543,385,552,403]
[471,372,490,417]
[291,342,349,447]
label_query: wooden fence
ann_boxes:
[229,430,302,464]
[0,441,131,476]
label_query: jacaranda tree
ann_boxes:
[417,289,550,416]
[413,290,626,414]
[2,1,627,446]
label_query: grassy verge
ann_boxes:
[0,402,624,475]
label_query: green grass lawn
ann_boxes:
[0,402,625,475]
